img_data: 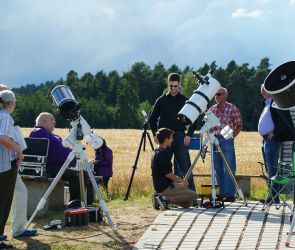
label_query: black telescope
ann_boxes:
[264,61,295,109]
[50,85,80,120]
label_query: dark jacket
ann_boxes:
[270,102,295,141]
[148,92,197,136]
[94,146,113,177]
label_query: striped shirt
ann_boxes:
[209,102,243,135]
[0,109,17,173]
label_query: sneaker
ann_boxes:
[0,235,6,241]
[14,229,37,238]
[0,242,13,249]
[152,193,160,210]
[192,200,199,207]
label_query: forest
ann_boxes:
[11,57,271,131]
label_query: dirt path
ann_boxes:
[5,198,160,250]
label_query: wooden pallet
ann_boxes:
[134,201,294,250]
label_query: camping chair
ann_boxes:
[284,142,295,247]
[259,142,295,211]
[19,138,50,177]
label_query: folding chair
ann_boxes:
[19,138,50,177]
[284,142,295,247]
[259,142,295,211]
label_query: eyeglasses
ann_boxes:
[169,85,179,88]
[215,93,225,96]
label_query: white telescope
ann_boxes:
[177,71,221,125]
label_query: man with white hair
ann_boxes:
[0,85,36,244]
[209,87,243,202]
[30,112,93,205]
[0,89,26,249]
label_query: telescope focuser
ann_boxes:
[192,71,210,85]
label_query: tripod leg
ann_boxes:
[82,160,117,230]
[146,131,154,151]
[26,151,76,229]
[210,144,216,207]
[184,150,201,181]
[124,132,145,201]
[217,145,247,206]
[143,130,146,151]
[78,160,87,205]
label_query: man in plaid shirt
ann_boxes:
[209,87,243,202]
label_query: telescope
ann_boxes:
[50,85,81,120]
[264,61,295,110]
[177,71,221,125]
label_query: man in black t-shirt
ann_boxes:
[151,128,198,208]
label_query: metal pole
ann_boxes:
[217,144,247,206]
[210,143,216,207]
[82,160,117,230]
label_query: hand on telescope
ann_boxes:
[183,135,190,146]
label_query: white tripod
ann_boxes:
[26,116,117,230]
[185,111,247,207]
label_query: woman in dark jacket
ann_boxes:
[93,139,113,196]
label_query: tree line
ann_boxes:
[11,58,271,131]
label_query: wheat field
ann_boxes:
[22,128,266,198]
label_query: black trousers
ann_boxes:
[0,161,18,235]
[47,168,93,205]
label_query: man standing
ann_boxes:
[149,73,197,191]
[258,84,295,204]
[0,84,37,242]
[209,87,243,202]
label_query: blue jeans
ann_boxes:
[171,133,196,191]
[213,137,236,196]
[262,137,281,196]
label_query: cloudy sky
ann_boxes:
[1,0,295,88]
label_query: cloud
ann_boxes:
[290,0,295,5]
[231,8,263,18]
[0,0,295,88]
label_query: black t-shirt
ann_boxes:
[151,147,173,193]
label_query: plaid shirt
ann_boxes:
[209,102,243,135]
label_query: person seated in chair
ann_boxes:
[29,112,93,205]
[151,128,198,208]
[93,139,113,198]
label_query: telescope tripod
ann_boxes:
[124,122,154,201]
[26,133,117,230]
[185,129,247,207]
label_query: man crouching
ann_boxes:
[151,128,198,208]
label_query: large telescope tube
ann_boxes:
[177,72,221,125]
[50,85,80,120]
[264,61,295,109]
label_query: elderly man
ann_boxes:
[0,84,36,243]
[30,112,93,205]
[209,87,243,202]
[0,90,24,249]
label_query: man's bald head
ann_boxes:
[0,84,9,92]
[36,112,56,133]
